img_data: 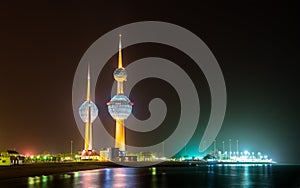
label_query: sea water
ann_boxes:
[1,164,300,188]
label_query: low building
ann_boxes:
[99,148,109,161]
[108,147,120,161]
[0,150,25,165]
[81,149,100,160]
[0,156,10,166]
[119,156,137,162]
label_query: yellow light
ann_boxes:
[115,119,125,151]
[28,177,35,185]
[152,167,156,175]
[84,122,90,151]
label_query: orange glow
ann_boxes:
[115,119,125,151]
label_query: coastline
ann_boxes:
[0,161,191,180]
[0,161,275,180]
[0,162,110,180]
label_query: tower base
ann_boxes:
[81,149,100,160]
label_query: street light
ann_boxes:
[229,139,231,158]
[222,141,225,154]
[214,140,216,155]
[71,140,73,156]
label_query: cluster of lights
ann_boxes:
[216,150,272,162]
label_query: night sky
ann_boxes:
[0,1,299,163]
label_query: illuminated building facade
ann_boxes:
[107,35,133,152]
[79,65,98,156]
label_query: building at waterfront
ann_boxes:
[0,150,25,166]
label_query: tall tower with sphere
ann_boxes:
[79,64,98,154]
[107,35,133,152]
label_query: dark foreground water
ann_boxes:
[1,164,300,188]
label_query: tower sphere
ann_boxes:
[79,101,98,123]
[113,67,127,82]
[107,94,133,120]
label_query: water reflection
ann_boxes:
[24,164,279,188]
[242,165,250,186]
[99,168,131,188]
[151,167,158,188]
[28,175,52,188]
[207,165,215,188]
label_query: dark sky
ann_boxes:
[0,1,299,163]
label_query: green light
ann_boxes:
[42,175,48,183]
[64,174,71,179]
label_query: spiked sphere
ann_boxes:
[107,94,133,120]
[79,101,98,123]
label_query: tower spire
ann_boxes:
[118,34,123,68]
[86,63,91,101]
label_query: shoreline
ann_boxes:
[0,161,275,180]
[0,162,110,180]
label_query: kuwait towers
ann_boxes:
[107,35,133,152]
[79,64,98,155]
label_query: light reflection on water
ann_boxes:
[27,168,140,188]
[1,164,295,188]
[27,166,269,188]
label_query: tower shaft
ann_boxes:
[84,64,92,151]
[84,121,92,150]
[117,81,124,94]
[115,119,125,151]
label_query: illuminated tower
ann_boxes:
[79,64,98,153]
[107,35,133,151]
